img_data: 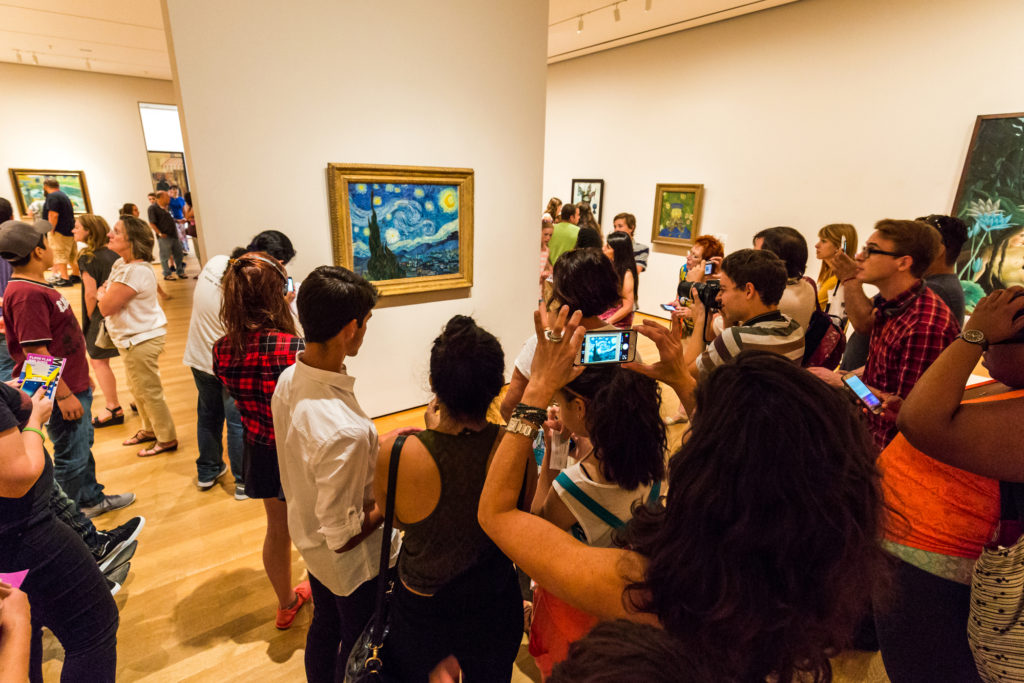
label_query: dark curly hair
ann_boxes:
[430,315,505,422]
[563,366,664,491]
[618,351,890,683]
[548,248,621,317]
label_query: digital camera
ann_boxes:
[677,279,721,312]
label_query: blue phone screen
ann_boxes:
[843,375,881,410]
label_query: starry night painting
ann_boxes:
[328,164,474,296]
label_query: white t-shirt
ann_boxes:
[513,324,639,378]
[183,254,229,375]
[272,357,400,597]
[105,259,167,348]
[779,278,817,330]
[553,463,660,548]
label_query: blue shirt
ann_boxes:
[168,196,186,220]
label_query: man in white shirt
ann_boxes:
[272,265,412,682]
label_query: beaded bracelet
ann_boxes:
[23,427,45,442]
[511,403,547,427]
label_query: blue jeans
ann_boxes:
[50,388,105,508]
[192,368,244,483]
[0,333,16,379]
[158,235,186,277]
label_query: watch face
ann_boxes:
[964,329,985,343]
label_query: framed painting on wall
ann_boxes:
[8,169,92,217]
[951,112,1024,294]
[327,163,474,297]
[147,151,190,193]
[651,183,704,246]
[571,178,604,224]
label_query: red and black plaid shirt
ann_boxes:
[213,330,304,448]
[863,281,960,450]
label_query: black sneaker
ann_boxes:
[93,516,146,570]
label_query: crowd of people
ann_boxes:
[0,181,1023,683]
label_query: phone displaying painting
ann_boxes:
[147,151,189,193]
[327,164,474,296]
[8,169,92,217]
[571,178,604,223]
[952,113,1024,294]
[651,183,704,246]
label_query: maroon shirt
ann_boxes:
[863,281,960,450]
[3,278,90,393]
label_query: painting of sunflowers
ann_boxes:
[952,113,1024,296]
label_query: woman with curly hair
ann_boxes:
[213,252,309,629]
[480,307,890,683]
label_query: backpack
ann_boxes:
[801,277,846,369]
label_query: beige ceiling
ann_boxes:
[0,0,799,80]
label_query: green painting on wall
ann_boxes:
[651,183,704,247]
[8,169,92,217]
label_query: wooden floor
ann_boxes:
[39,255,889,682]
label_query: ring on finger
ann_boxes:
[544,329,564,343]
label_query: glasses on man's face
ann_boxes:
[860,245,904,258]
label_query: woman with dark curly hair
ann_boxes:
[528,365,666,677]
[480,306,890,683]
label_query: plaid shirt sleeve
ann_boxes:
[891,296,960,399]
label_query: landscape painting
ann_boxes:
[651,183,704,246]
[571,178,604,224]
[327,164,474,296]
[9,169,92,217]
[951,113,1024,295]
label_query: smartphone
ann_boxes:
[577,329,637,366]
[842,374,883,414]
[19,379,45,396]
[286,277,294,293]
[841,236,847,253]
[704,262,714,276]
[660,303,676,312]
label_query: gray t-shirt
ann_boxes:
[924,273,965,326]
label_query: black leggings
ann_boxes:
[0,516,118,682]
[382,556,523,682]
[874,557,981,683]
[305,571,379,683]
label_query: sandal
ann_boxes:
[92,406,125,429]
[138,441,178,458]
[123,431,156,446]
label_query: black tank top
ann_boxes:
[397,424,506,595]
[0,453,53,536]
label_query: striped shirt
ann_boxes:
[696,310,804,378]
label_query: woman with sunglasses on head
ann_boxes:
[213,252,310,629]
[97,215,177,457]
[886,287,1024,682]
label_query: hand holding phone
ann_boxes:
[577,329,638,366]
[842,374,883,414]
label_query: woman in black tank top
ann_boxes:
[373,315,523,682]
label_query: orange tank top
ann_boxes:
[880,383,1024,558]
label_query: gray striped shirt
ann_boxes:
[696,311,805,378]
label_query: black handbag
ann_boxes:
[344,434,406,682]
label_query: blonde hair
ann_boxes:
[76,214,111,263]
[817,223,858,284]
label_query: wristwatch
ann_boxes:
[505,416,540,440]
[958,329,988,351]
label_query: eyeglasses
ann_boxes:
[860,246,905,258]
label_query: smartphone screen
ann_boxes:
[660,303,676,312]
[578,329,637,365]
[704,262,714,275]
[19,379,45,396]
[286,277,295,293]
[842,375,882,413]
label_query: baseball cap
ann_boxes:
[0,220,51,261]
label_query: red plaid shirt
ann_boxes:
[213,330,304,448]
[863,281,960,450]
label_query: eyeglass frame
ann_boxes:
[859,245,906,259]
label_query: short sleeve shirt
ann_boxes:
[148,203,177,237]
[42,190,75,236]
[632,240,650,270]
[696,311,805,378]
[2,278,89,390]
[168,197,185,220]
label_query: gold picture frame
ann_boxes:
[327,163,473,297]
[9,168,92,217]
[650,183,705,247]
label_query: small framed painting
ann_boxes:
[571,179,604,224]
[327,163,474,297]
[8,169,92,217]
[651,183,704,246]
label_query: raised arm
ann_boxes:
[828,252,874,334]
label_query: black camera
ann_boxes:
[677,279,721,312]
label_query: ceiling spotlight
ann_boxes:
[614,3,621,21]
[577,15,584,33]
[32,52,38,64]
[645,0,652,10]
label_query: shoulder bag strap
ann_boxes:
[554,471,626,529]
[368,433,407,643]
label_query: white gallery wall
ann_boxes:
[0,62,176,223]
[544,0,1024,316]
[163,0,548,416]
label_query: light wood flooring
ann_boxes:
[39,257,889,682]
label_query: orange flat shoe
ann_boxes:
[275,580,311,630]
